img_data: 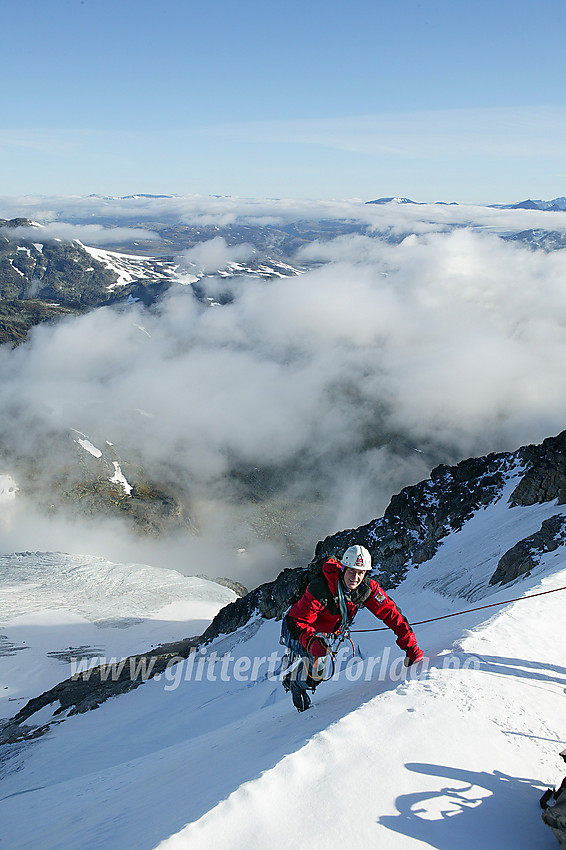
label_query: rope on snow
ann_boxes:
[350,584,566,632]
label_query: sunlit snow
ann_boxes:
[0,490,565,850]
[110,462,132,495]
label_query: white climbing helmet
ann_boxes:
[340,544,372,571]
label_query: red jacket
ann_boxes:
[287,558,418,653]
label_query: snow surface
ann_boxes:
[76,437,102,458]
[78,243,176,290]
[110,461,132,495]
[1,488,565,850]
[0,552,236,720]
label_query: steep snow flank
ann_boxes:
[154,494,566,850]
[159,593,566,850]
[1,492,566,850]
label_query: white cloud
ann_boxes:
[1,222,159,245]
[2,193,566,236]
[2,203,566,582]
[180,237,255,274]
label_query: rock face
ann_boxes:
[313,451,512,589]
[510,431,566,507]
[490,514,566,586]
[3,428,566,744]
[196,576,249,597]
[314,430,566,590]
[0,638,199,744]
[0,223,117,308]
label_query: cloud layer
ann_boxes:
[2,210,566,584]
[0,222,159,245]
[3,193,566,235]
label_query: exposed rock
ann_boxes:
[511,431,566,507]
[4,428,566,745]
[0,232,117,308]
[200,567,307,643]
[196,576,248,597]
[0,299,82,346]
[313,451,512,589]
[0,638,199,744]
[489,514,566,585]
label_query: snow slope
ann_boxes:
[0,552,236,721]
[1,485,566,850]
[78,243,179,289]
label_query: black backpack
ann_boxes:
[540,750,566,846]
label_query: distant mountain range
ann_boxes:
[497,197,566,211]
[367,195,566,211]
[2,195,566,345]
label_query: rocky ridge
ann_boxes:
[2,428,566,743]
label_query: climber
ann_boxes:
[280,544,424,711]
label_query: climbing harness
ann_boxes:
[318,579,363,679]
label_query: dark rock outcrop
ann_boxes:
[511,431,566,507]
[313,451,512,589]
[490,514,566,586]
[4,428,566,745]
[196,576,248,597]
[200,567,307,642]
[0,638,200,744]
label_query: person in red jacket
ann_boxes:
[281,544,424,711]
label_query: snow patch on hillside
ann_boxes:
[110,462,132,494]
[76,437,102,458]
[79,243,177,289]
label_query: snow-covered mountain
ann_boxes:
[506,197,566,212]
[78,243,180,291]
[367,195,566,212]
[366,196,421,205]
[1,431,565,849]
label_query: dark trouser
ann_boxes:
[280,618,327,692]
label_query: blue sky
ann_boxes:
[2,0,566,203]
